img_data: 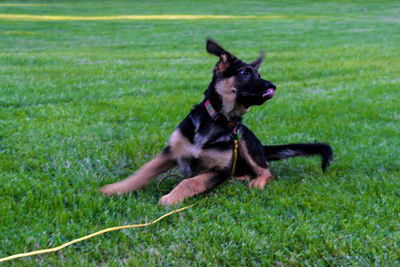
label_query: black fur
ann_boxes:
[264,143,333,172]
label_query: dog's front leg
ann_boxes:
[100,148,176,196]
[238,138,273,190]
[159,171,226,206]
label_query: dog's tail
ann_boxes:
[264,143,333,172]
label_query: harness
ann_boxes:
[204,99,240,176]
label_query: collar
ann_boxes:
[204,98,239,137]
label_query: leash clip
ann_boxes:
[232,126,240,141]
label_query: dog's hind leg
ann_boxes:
[159,171,228,206]
[236,137,273,190]
[100,147,176,196]
[248,168,273,189]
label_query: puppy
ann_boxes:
[100,39,333,205]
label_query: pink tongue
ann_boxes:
[262,88,275,98]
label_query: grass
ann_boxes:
[0,0,399,265]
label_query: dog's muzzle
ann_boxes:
[239,81,276,107]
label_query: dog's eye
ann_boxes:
[239,70,248,76]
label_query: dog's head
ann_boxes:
[205,38,276,117]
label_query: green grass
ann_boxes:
[1,0,399,265]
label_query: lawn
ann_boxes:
[0,0,399,265]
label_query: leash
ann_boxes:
[157,173,185,192]
[231,129,240,177]
[0,205,194,263]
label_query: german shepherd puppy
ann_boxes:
[100,39,333,205]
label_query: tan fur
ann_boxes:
[169,129,232,170]
[215,77,250,118]
[248,169,273,189]
[236,175,251,182]
[100,152,175,195]
[215,77,236,116]
[238,140,265,176]
[200,149,232,170]
[159,172,214,205]
[238,140,273,189]
[169,129,201,159]
[215,54,230,72]
[229,104,250,117]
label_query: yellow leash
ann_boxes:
[0,204,194,263]
[231,139,239,177]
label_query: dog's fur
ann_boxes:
[100,39,333,205]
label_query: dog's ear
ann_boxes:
[250,52,264,70]
[206,38,228,57]
[206,38,236,72]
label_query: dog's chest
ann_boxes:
[168,128,233,176]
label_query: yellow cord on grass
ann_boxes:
[0,204,194,263]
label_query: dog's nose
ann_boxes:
[265,81,276,90]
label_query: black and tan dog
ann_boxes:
[100,39,333,205]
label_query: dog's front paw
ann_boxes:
[248,175,272,190]
[159,193,184,206]
[100,182,129,196]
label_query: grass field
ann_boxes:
[1,0,399,265]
